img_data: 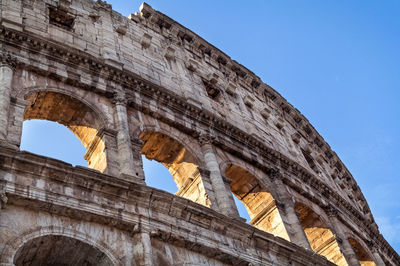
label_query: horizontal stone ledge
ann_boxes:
[0,148,333,265]
[3,193,334,266]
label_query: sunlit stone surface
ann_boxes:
[0,0,397,265]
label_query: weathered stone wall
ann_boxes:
[0,0,398,265]
[0,147,333,266]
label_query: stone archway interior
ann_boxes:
[140,130,210,207]
[24,91,106,172]
[13,235,113,266]
[295,203,347,265]
[226,165,289,240]
[348,238,376,266]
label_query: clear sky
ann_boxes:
[20,0,400,254]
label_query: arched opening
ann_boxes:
[13,235,114,266]
[140,130,210,207]
[20,120,87,167]
[348,238,376,266]
[295,203,346,265]
[225,164,289,240]
[232,194,250,222]
[142,155,177,194]
[23,91,107,172]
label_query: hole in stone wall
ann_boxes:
[203,80,220,99]
[48,6,75,30]
[20,120,87,167]
[301,148,319,173]
[142,155,177,194]
[232,193,250,222]
[23,91,106,172]
[140,130,211,207]
[348,238,376,266]
[226,164,289,240]
[295,203,347,266]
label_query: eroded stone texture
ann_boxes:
[14,235,113,266]
[24,91,107,172]
[295,203,347,265]
[348,238,376,266]
[140,130,211,207]
[226,164,289,241]
[0,0,398,265]
[151,239,228,266]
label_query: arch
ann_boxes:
[22,89,108,172]
[132,123,205,168]
[294,202,347,265]
[1,226,120,266]
[224,163,289,241]
[20,86,109,128]
[14,235,114,266]
[347,237,376,266]
[139,129,210,207]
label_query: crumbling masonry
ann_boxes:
[0,0,398,265]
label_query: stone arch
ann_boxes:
[1,226,121,266]
[132,123,205,168]
[22,88,110,173]
[222,162,289,241]
[346,236,376,266]
[294,202,347,265]
[18,86,110,127]
[139,128,210,207]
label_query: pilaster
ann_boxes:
[113,90,145,184]
[198,133,240,218]
[0,52,17,146]
[132,226,153,266]
[268,168,312,250]
[370,244,386,266]
[325,205,361,266]
[94,127,120,177]
[7,97,29,148]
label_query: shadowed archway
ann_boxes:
[348,237,376,266]
[295,202,346,265]
[225,164,289,240]
[13,235,114,266]
[140,130,210,207]
[24,91,107,172]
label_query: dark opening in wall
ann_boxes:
[49,6,75,30]
[301,148,318,173]
[203,79,220,99]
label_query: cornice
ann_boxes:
[1,26,397,263]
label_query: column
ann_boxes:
[268,168,312,250]
[113,90,144,183]
[198,133,239,218]
[131,138,145,181]
[371,246,385,266]
[0,53,17,145]
[325,205,360,266]
[132,229,153,266]
[221,175,246,221]
[89,127,120,176]
[7,97,29,147]
[195,167,219,211]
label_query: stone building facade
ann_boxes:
[0,0,398,265]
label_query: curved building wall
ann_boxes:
[0,0,398,265]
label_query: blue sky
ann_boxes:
[20,0,400,254]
